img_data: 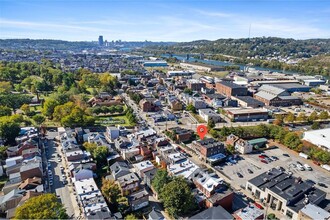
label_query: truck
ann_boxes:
[321,164,330,172]
[299,152,309,159]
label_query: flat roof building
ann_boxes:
[246,168,326,220]
[303,128,330,151]
[225,107,268,122]
[216,81,248,97]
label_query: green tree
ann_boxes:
[0,81,12,94]
[92,146,109,165]
[186,103,196,113]
[283,132,301,150]
[125,214,138,220]
[296,112,307,122]
[0,117,20,145]
[311,121,320,130]
[319,111,329,120]
[285,112,295,123]
[117,196,129,213]
[0,105,12,117]
[42,98,59,118]
[20,104,30,115]
[152,169,172,194]
[183,88,193,95]
[101,178,121,204]
[32,114,45,125]
[160,177,197,217]
[14,193,68,219]
[226,144,236,154]
[207,119,216,130]
[308,111,318,122]
[0,146,8,160]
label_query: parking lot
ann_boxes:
[218,147,330,196]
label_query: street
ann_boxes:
[46,131,80,218]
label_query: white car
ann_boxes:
[296,164,305,171]
[57,158,62,162]
[304,164,312,171]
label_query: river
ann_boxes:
[161,54,300,74]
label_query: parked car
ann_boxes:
[296,163,305,171]
[304,164,312,171]
[49,180,53,186]
[318,182,327,188]
[270,156,278,161]
[237,172,243,178]
[258,155,266,159]
[57,158,62,162]
[313,161,321,166]
[247,169,253,174]
[283,153,290,157]
[261,159,268,164]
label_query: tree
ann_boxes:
[125,214,138,220]
[285,112,295,123]
[0,81,12,94]
[311,121,320,130]
[20,104,30,115]
[32,114,45,125]
[319,111,329,120]
[296,113,307,122]
[92,146,109,165]
[207,119,215,130]
[14,194,68,219]
[42,98,59,118]
[308,111,318,122]
[183,88,193,95]
[152,169,172,194]
[283,132,301,150]
[101,178,121,204]
[117,196,129,213]
[226,144,235,154]
[0,146,8,160]
[186,103,196,113]
[0,105,11,117]
[0,118,20,145]
[0,94,32,111]
[160,177,197,217]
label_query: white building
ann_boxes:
[133,160,155,178]
[167,159,200,180]
[74,178,109,217]
[198,109,222,123]
[303,128,330,151]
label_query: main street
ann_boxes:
[46,131,81,219]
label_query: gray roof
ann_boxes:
[196,138,225,149]
[300,204,330,219]
[248,168,327,212]
[0,189,25,205]
[218,81,245,89]
[258,85,289,96]
[149,208,164,220]
[254,91,276,101]
[109,161,130,179]
[235,96,265,106]
[189,206,233,220]
[87,210,113,220]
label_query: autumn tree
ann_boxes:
[14,194,68,219]
[101,178,121,204]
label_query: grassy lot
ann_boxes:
[191,113,206,123]
[95,115,132,126]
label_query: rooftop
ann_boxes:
[218,81,246,89]
[195,138,225,149]
[189,206,233,220]
[234,204,264,220]
[300,204,330,219]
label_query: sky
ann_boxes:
[0,0,330,42]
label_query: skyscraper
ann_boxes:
[98,35,104,46]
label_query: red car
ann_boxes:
[313,161,321,166]
[258,155,266,159]
[261,159,268,164]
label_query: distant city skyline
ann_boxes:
[1,0,330,42]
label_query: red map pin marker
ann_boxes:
[197,125,208,140]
